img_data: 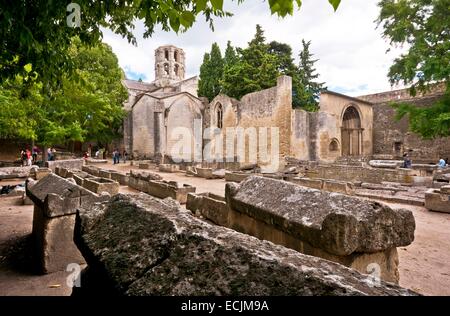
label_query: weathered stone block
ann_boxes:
[82,165,100,177]
[194,167,224,179]
[224,171,253,183]
[145,180,195,204]
[26,173,109,273]
[83,177,119,196]
[225,176,416,283]
[158,164,179,173]
[110,171,129,185]
[323,180,353,195]
[290,177,323,190]
[0,166,32,179]
[73,194,418,296]
[98,169,113,179]
[45,159,84,173]
[441,185,450,195]
[139,163,151,169]
[425,188,450,213]
[186,192,228,226]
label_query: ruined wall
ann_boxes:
[131,95,158,158]
[208,76,292,171]
[290,109,310,161]
[359,87,450,162]
[165,95,203,162]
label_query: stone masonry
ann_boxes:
[73,194,418,296]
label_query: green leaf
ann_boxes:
[169,12,180,32]
[210,0,224,11]
[24,63,32,73]
[328,0,341,11]
[180,11,195,28]
[195,0,208,13]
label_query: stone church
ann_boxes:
[122,45,449,169]
[122,45,203,161]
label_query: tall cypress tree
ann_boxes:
[222,25,279,99]
[198,43,224,101]
[224,41,238,67]
[296,39,326,111]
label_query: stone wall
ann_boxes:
[304,164,418,184]
[358,86,450,162]
[207,76,292,172]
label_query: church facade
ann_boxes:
[122,45,448,169]
[122,45,203,161]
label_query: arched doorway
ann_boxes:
[341,106,362,156]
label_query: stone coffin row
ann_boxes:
[26,173,110,273]
[128,170,195,204]
[73,193,418,296]
[187,176,416,283]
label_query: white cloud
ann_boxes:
[102,0,407,97]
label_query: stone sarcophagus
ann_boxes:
[26,173,109,274]
[223,176,415,284]
[158,164,180,173]
[425,186,450,213]
[72,194,418,296]
[128,171,194,204]
[82,177,120,196]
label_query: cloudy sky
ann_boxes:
[102,0,406,97]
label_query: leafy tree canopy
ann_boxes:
[0,0,341,90]
[377,0,450,138]
[0,38,127,146]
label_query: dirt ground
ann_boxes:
[1,161,449,296]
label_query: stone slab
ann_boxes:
[73,194,418,296]
[226,176,415,256]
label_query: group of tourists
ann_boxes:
[20,146,57,166]
[402,152,448,169]
[112,149,128,164]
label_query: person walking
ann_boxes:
[123,150,128,163]
[32,146,39,164]
[112,149,117,164]
[26,148,32,166]
[20,149,27,166]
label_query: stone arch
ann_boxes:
[164,63,169,75]
[174,51,179,62]
[329,138,340,152]
[164,49,169,60]
[174,64,179,76]
[341,105,363,156]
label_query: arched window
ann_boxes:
[164,49,169,60]
[174,64,179,76]
[216,104,223,129]
[329,139,339,152]
[174,51,179,62]
[164,63,169,75]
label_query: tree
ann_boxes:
[0,1,341,90]
[198,43,224,101]
[222,25,279,99]
[295,39,326,111]
[377,0,450,138]
[0,38,127,147]
[224,41,238,67]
